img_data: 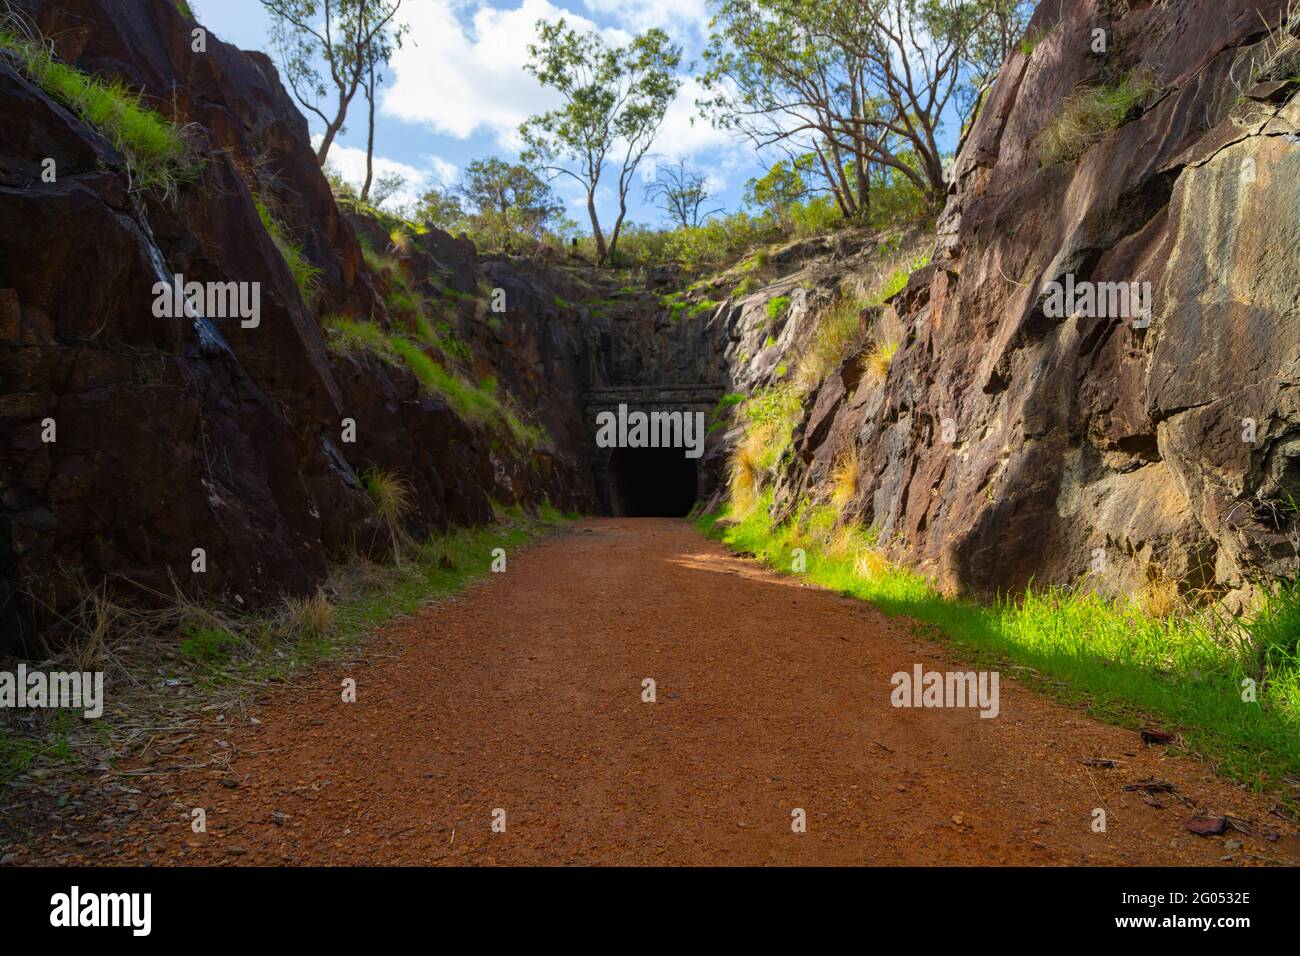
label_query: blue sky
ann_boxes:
[197,0,963,231]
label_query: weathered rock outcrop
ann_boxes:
[0,0,632,651]
[721,0,1299,606]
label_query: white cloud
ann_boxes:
[315,136,457,211]
[376,0,744,225]
[577,0,710,34]
[382,0,626,147]
[651,74,735,161]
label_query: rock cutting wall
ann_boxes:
[712,0,1299,606]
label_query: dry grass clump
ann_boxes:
[854,547,892,581]
[361,467,416,564]
[279,590,336,640]
[1243,0,1300,87]
[728,427,769,516]
[830,452,860,514]
[1136,568,1184,620]
[866,340,899,383]
[1040,73,1157,164]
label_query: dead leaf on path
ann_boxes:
[1185,816,1228,835]
[1140,794,1165,809]
[1083,758,1116,768]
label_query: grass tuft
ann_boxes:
[1041,74,1157,164]
[796,295,868,390]
[279,590,335,640]
[866,339,899,383]
[0,26,196,196]
[255,198,323,305]
[830,451,860,513]
[362,467,416,564]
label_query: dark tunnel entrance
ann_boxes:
[607,446,699,517]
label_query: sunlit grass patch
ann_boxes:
[866,339,899,382]
[698,495,1300,787]
[0,26,196,195]
[871,250,931,305]
[1040,73,1157,164]
[796,295,868,389]
[830,451,860,513]
[321,316,547,449]
[765,294,791,324]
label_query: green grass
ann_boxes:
[660,290,689,322]
[738,385,802,472]
[1041,74,1157,164]
[1018,26,1048,56]
[766,295,791,323]
[255,198,323,305]
[707,392,746,434]
[795,294,868,388]
[178,624,242,664]
[688,299,721,319]
[0,28,195,194]
[323,316,547,448]
[0,728,73,783]
[323,315,392,357]
[872,251,932,305]
[699,495,1300,788]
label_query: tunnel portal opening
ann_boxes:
[607,446,699,517]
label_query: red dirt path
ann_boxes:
[21,518,1300,865]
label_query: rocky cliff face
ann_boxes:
[0,0,675,651]
[713,0,1299,607]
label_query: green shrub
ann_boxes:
[790,194,843,236]
[766,295,791,323]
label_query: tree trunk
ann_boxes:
[608,192,629,264]
[587,191,606,264]
[360,60,377,201]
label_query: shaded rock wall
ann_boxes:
[0,0,624,650]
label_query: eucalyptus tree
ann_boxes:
[520,20,682,264]
[260,0,407,167]
[700,0,1030,211]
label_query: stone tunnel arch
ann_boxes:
[585,385,724,517]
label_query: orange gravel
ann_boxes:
[32,519,1300,865]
